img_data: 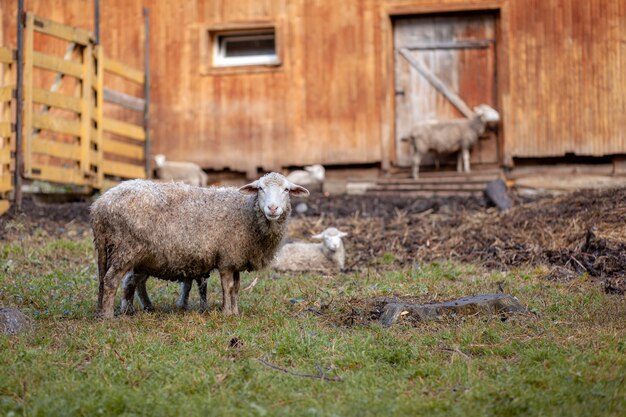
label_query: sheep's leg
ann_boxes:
[219,269,240,315]
[462,148,471,173]
[197,277,208,311]
[133,274,153,311]
[411,150,422,179]
[457,152,463,173]
[177,279,193,310]
[231,271,241,315]
[95,237,108,313]
[97,259,133,319]
[120,271,137,315]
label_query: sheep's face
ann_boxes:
[474,104,500,123]
[312,227,348,252]
[239,172,310,221]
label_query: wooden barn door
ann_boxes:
[394,12,499,169]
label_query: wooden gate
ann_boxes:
[21,12,147,190]
[0,47,14,215]
[394,12,499,169]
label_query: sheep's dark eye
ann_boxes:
[284,188,290,193]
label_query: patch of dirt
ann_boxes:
[2,187,625,294]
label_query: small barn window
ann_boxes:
[213,30,278,67]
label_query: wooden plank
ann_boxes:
[0,47,15,64]
[103,57,144,84]
[0,122,12,138]
[23,12,35,175]
[94,46,105,188]
[102,160,147,179]
[31,138,81,160]
[32,88,81,113]
[102,117,145,141]
[103,139,145,160]
[80,43,93,177]
[0,86,13,103]
[0,146,11,164]
[29,164,86,185]
[0,175,12,193]
[32,113,81,137]
[103,87,145,112]
[398,48,474,118]
[31,13,92,45]
[405,40,494,50]
[33,51,83,79]
[0,200,9,216]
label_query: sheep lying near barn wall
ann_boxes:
[286,164,325,186]
[272,227,348,273]
[402,104,500,179]
[90,172,309,318]
[154,154,209,187]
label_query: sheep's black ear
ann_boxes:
[239,180,260,194]
[289,184,310,197]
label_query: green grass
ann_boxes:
[1,233,625,417]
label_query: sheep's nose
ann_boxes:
[267,205,281,216]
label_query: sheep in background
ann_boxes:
[90,172,309,318]
[272,227,348,273]
[154,154,209,187]
[286,164,325,186]
[402,104,500,179]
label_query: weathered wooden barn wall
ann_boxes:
[1,0,625,174]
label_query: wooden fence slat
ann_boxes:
[31,13,92,46]
[102,117,145,141]
[0,200,9,216]
[33,51,83,79]
[32,113,81,137]
[32,88,81,113]
[103,87,145,112]
[23,12,35,175]
[0,85,14,102]
[103,58,144,84]
[94,46,105,188]
[0,175,12,193]
[102,160,146,179]
[0,47,15,64]
[0,122,12,138]
[103,139,145,160]
[31,138,81,160]
[0,146,10,164]
[29,164,86,185]
[80,43,93,177]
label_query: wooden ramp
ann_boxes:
[348,170,504,197]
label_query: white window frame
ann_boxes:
[213,31,278,68]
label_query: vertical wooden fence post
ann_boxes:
[14,0,24,210]
[143,7,151,178]
[21,12,34,181]
[95,45,104,188]
[80,42,93,180]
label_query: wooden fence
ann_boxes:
[0,47,14,215]
[0,12,148,215]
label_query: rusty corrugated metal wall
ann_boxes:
[1,0,625,173]
[505,0,626,157]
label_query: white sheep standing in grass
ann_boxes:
[90,172,309,318]
[401,104,500,179]
[154,154,209,187]
[286,164,325,186]
[272,227,348,273]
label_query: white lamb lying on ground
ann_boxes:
[286,164,325,186]
[272,227,348,273]
[154,154,209,187]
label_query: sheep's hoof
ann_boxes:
[142,304,154,312]
[120,302,136,316]
[95,309,115,319]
